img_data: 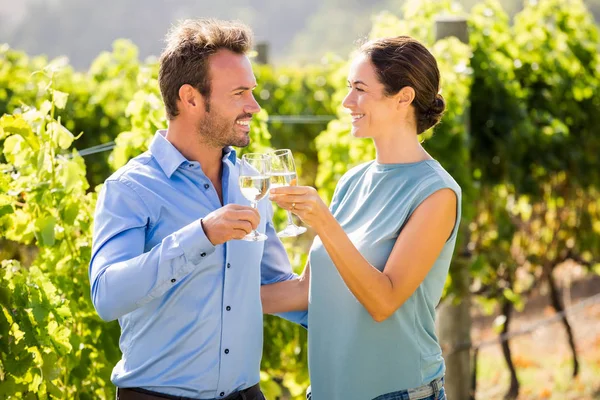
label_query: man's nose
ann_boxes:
[246,94,261,114]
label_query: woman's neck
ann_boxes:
[372,129,432,164]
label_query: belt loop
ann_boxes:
[429,378,441,400]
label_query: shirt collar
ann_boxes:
[150,130,188,178]
[222,146,237,165]
[150,130,238,178]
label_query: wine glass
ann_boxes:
[239,153,271,241]
[270,149,307,238]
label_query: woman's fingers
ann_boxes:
[274,200,307,211]
[269,185,324,228]
[269,193,317,211]
[269,185,313,195]
[268,193,308,203]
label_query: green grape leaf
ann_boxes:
[60,201,79,225]
[34,215,56,247]
[58,160,84,192]
[41,352,62,381]
[52,90,69,110]
[49,122,74,150]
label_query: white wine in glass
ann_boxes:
[240,176,271,202]
[270,171,297,189]
[239,153,271,242]
[270,149,306,238]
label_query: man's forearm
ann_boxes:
[90,219,215,322]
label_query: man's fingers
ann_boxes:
[226,205,259,216]
[231,209,260,228]
[232,228,250,240]
[224,203,253,210]
[231,220,253,234]
[224,204,258,215]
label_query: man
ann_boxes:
[89,19,306,400]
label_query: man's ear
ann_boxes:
[178,84,204,114]
[396,86,415,110]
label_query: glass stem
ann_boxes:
[286,210,295,226]
[251,201,259,237]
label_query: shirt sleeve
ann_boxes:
[259,202,308,328]
[89,179,216,322]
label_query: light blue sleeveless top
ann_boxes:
[308,159,462,400]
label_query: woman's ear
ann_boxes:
[396,86,415,110]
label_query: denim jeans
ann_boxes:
[306,377,446,400]
[373,377,445,400]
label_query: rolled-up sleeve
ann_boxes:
[89,179,215,321]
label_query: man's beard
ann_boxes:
[196,109,251,149]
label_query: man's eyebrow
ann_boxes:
[348,80,368,86]
[231,85,257,92]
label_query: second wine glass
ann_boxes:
[270,149,307,238]
[239,153,271,242]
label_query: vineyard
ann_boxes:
[1,0,600,399]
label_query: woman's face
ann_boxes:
[342,54,400,139]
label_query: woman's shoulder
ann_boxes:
[373,160,461,210]
[419,161,461,197]
[405,161,462,224]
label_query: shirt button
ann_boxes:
[224,349,229,354]
[227,263,231,268]
[200,252,207,257]
[204,183,210,189]
[171,279,176,283]
[226,306,231,311]
[220,393,225,397]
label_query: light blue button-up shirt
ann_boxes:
[89,130,307,399]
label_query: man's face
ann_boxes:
[196,49,261,148]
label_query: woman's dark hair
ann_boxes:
[359,36,445,134]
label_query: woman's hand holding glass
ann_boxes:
[268,184,330,229]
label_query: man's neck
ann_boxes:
[164,120,223,183]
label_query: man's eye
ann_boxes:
[235,92,244,96]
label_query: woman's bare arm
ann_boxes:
[261,261,310,314]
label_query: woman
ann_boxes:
[263,36,460,400]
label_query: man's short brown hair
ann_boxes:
[159,18,254,119]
